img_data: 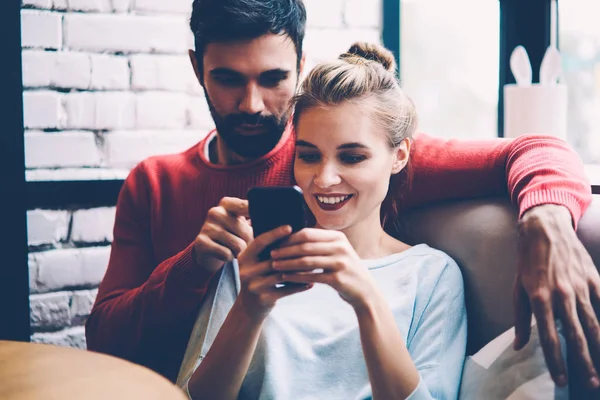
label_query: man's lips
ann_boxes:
[235,124,266,135]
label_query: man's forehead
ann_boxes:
[203,33,298,75]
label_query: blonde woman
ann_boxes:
[177,43,467,400]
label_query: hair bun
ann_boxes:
[343,42,396,73]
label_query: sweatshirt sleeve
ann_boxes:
[85,163,215,373]
[405,258,467,400]
[404,133,592,228]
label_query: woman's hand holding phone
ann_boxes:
[236,225,314,320]
[270,228,379,310]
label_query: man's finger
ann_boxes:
[196,238,234,263]
[220,197,249,217]
[212,211,253,244]
[530,291,567,386]
[577,295,600,388]
[513,278,533,350]
[210,229,249,257]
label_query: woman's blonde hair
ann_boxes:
[291,42,418,225]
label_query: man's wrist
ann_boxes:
[519,204,575,239]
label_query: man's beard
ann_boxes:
[204,92,291,159]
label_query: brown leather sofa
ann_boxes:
[404,195,599,398]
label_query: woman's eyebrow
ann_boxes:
[296,140,317,148]
[337,142,369,150]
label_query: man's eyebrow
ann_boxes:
[260,68,291,76]
[210,68,243,76]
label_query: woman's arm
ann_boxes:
[187,300,265,400]
[187,225,313,399]
[356,259,467,400]
[354,294,422,399]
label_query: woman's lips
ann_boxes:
[314,194,353,211]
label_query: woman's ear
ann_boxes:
[391,138,411,174]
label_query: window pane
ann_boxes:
[560,1,600,163]
[400,0,499,139]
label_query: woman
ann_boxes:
[177,42,467,400]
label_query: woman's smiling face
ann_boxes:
[294,101,406,231]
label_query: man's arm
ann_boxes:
[404,132,592,226]
[85,164,214,375]
[403,132,599,389]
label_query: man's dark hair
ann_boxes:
[190,0,307,69]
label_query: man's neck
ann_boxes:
[210,134,255,165]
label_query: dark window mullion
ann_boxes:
[382,0,401,78]
[1,0,30,341]
[498,0,552,137]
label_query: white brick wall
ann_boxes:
[27,210,70,246]
[134,0,191,14]
[64,14,192,53]
[31,326,87,349]
[21,10,62,49]
[22,0,383,348]
[25,131,101,168]
[130,54,199,93]
[90,54,130,90]
[71,207,116,243]
[30,247,110,294]
[105,130,204,168]
[64,92,136,130]
[23,91,65,129]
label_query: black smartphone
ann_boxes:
[247,185,307,262]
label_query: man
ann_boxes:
[86,0,599,391]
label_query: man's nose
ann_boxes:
[314,162,342,188]
[238,83,265,115]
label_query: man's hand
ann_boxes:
[193,197,253,274]
[514,204,600,389]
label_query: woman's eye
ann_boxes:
[340,154,367,164]
[297,153,320,163]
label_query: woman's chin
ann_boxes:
[314,216,350,231]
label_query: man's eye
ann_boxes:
[260,76,286,87]
[214,76,243,87]
[340,154,367,164]
[297,153,320,163]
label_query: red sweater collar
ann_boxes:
[196,124,295,171]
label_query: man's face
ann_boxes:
[192,33,303,158]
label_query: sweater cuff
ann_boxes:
[170,242,215,289]
[518,190,586,230]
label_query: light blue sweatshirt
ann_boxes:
[177,243,467,399]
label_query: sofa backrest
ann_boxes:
[403,195,600,356]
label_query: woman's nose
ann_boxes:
[314,163,342,188]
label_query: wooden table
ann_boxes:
[0,341,187,400]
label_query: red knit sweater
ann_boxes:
[86,127,592,382]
